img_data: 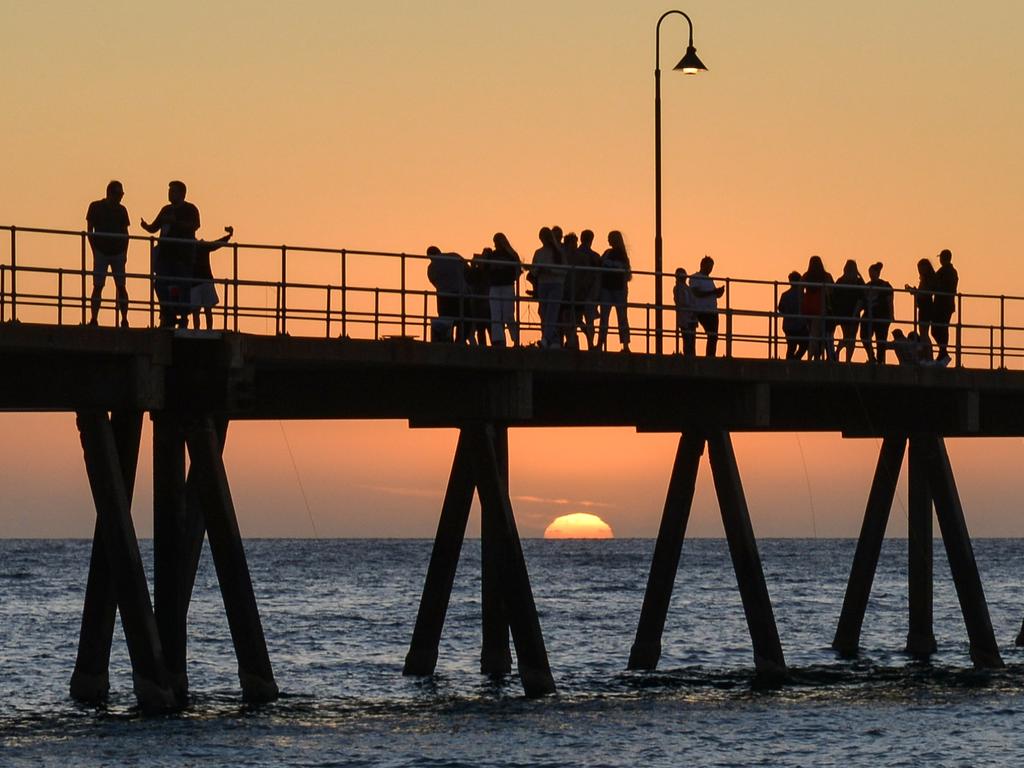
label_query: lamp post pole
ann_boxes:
[654,10,706,355]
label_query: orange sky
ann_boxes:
[2,1,1024,538]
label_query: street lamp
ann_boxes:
[654,10,706,354]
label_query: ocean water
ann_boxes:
[2,538,1024,766]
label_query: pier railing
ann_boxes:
[2,224,1022,369]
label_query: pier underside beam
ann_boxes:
[924,436,1003,668]
[71,409,143,702]
[706,429,787,682]
[185,416,279,702]
[75,410,176,713]
[153,412,190,702]
[469,423,555,697]
[481,426,512,675]
[906,436,937,657]
[628,432,705,670]
[403,430,476,676]
[833,436,906,656]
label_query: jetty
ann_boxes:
[3,224,1024,710]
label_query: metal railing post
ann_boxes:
[772,281,779,360]
[725,277,732,358]
[325,286,332,339]
[80,232,87,325]
[10,225,17,322]
[990,326,995,370]
[1000,295,1006,369]
[340,249,347,339]
[232,243,239,332]
[400,252,407,338]
[955,293,963,368]
[58,268,64,325]
[280,245,288,335]
[149,237,156,328]
[374,288,380,340]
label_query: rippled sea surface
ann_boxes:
[3,538,1024,766]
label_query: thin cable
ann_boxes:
[279,421,319,538]
[794,432,819,539]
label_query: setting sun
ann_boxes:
[543,513,614,540]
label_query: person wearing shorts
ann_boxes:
[191,226,233,330]
[86,180,130,327]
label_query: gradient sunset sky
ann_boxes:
[2,0,1023,538]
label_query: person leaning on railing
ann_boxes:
[777,271,807,360]
[426,245,469,343]
[596,231,632,353]
[689,255,723,357]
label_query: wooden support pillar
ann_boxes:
[152,412,189,702]
[182,418,229,606]
[480,426,512,675]
[71,410,144,702]
[924,436,1004,668]
[832,436,906,656]
[185,416,279,702]
[468,424,555,697]
[75,410,176,713]
[906,435,937,657]
[628,432,705,670]
[403,430,476,676]
[706,429,787,682]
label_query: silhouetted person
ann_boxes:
[689,255,723,357]
[777,270,807,360]
[488,232,522,347]
[861,262,893,364]
[674,267,697,355]
[932,249,958,366]
[576,230,602,349]
[801,255,834,361]
[190,226,233,330]
[905,258,936,362]
[560,232,582,349]
[467,249,492,345]
[597,230,632,352]
[426,245,469,342]
[890,329,919,366]
[141,180,200,328]
[532,227,565,348]
[834,259,865,362]
[86,180,131,328]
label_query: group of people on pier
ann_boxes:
[775,251,958,367]
[86,179,232,330]
[427,228,957,366]
[427,227,639,351]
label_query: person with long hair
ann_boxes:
[801,255,835,361]
[905,258,936,362]
[488,232,522,346]
[833,259,865,362]
[861,261,893,363]
[597,230,631,352]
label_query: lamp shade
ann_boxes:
[673,45,707,74]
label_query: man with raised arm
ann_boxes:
[141,180,200,328]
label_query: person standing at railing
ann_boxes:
[597,231,632,353]
[85,180,131,328]
[777,271,807,360]
[467,249,493,345]
[674,268,697,356]
[487,232,522,347]
[190,226,233,330]
[861,262,893,364]
[560,232,582,349]
[531,227,566,348]
[931,249,958,367]
[905,258,936,363]
[801,256,835,361]
[689,255,723,357]
[833,260,865,363]
[575,230,602,350]
[426,245,469,343]
[141,180,200,329]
